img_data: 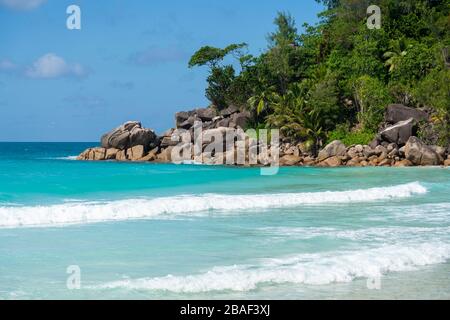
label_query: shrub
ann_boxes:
[414,68,450,145]
[326,123,376,146]
[352,75,392,131]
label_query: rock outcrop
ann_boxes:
[404,136,441,166]
[175,107,250,131]
[127,145,146,161]
[318,140,346,162]
[77,147,106,161]
[318,156,342,167]
[444,156,450,166]
[101,121,157,151]
[77,102,449,167]
[380,118,416,146]
[279,154,302,166]
[105,148,119,160]
[385,104,428,124]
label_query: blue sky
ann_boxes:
[0,0,324,141]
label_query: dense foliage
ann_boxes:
[189,0,450,149]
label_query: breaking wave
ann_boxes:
[90,242,450,293]
[0,182,426,228]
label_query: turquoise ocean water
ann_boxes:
[0,142,449,299]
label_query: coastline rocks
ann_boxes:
[116,149,127,161]
[176,107,217,129]
[130,126,158,149]
[196,108,217,121]
[404,136,441,166]
[216,117,231,128]
[178,115,199,130]
[430,145,446,163]
[369,135,382,148]
[101,121,157,151]
[444,158,450,166]
[77,99,448,168]
[160,136,179,148]
[229,111,251,129]
[346,158,360,166]
[160,130,180,148]
[160,128,189,148]
[374,145,388,158]
[139,147,158,162]
[220,105,239,117]
[156,146,174,162]
[318,156,342,167]
[174,106,250,132]
[318,140,346,162]
[378,158,393,166]
[105,148,119,160]
[279,154,302,166]
[393,159,413,167]
[303,156,316,166]
[175,111,192,127]
[385,104,428,124]
[362,145,378,158]
[77,147,106,161]
[127,145,146,161]
[284,145,301,157]
[380,118,416,146]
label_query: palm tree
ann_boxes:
[247,83,278,126]
[248,91,272,117]
[265,83,326,155]
[383,38,411,73]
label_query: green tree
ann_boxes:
[188,43,247,68]
[383,38,411,73]
[205,66,236,110]
[390,41,436,82]
[265,82,338,154]
[262,12,304,94]
[190,1,449,145]
[414,68,450,145]
[267,12,299,47]
[188,43,248,109]
[352,75,392,131]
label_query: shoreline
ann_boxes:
[76,104,450,169]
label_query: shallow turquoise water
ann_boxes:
[0,142,449,299]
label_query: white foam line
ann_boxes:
[259,226,450,242]
[0,182,427,228]
[90,242,450,293]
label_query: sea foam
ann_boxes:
[91,242,450,293]
[0,182,427,228]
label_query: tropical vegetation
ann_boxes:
[189,0,450,151]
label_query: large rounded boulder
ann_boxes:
[404,136,441,166]
[101,121,157,151]
[380,118,416,146]
[318,140,347,162]
[385,104,428,124]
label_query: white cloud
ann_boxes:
[26,53,88,79]
[0,59,17,72]
[0,0,47,10]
